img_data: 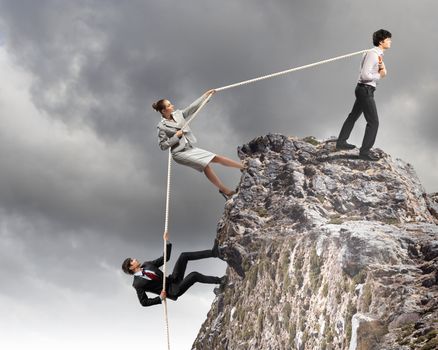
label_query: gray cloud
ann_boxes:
[0,1,437,348]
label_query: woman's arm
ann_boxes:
[157,128,182,151]
[181,90,215,119]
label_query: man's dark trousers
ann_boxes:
[338,83,379,154]
[167,249,220,299]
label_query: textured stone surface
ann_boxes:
[192,134,438,350]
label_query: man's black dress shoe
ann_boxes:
[359,152,379,161]
[336,142,356,150]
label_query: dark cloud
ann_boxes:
[0,1,437,348]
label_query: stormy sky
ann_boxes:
[0,1,437,349]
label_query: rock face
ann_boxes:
[192,134,438,350]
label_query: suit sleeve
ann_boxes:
[157,128,180,151]
[136,288,162,307]
[181,94,209,119]
[150,243,172,267]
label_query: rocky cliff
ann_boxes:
[192,134,438,350]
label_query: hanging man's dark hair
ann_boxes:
[373,29,392,46]
[122,258,134,275]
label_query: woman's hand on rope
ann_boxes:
[160,290,167,301]
[204,89,216,97]
[175,130,185,138]
[163,231,169,241]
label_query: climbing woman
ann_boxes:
[153,89,243,198]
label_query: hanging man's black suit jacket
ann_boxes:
[132,243,172,307]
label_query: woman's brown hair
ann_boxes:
[152,99,167,114]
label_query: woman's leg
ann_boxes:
[204,165,233,195]
[210,155,243,169]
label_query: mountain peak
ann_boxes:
[193,134,438,350]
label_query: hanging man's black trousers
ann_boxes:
[167,249,220,299]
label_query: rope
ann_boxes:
[164,149,172,235]
[159,95,212,350]
[158,48,369,349]
[162,298,170,350]
[162,149,172,350]
[182,93,213,129]
[176,49,370,129]
[215,48,371,92]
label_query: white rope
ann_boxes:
[158,48,370,349]
[215,48,370,92]
[177,49,370,129]
[182,93,213,129]
[159,95,213,350]
[162,299,170,350]
[162,149,172,350]
[164,149,172,234]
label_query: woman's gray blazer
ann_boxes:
[157,94,209,153]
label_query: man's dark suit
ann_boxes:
[132,243,220,307]
[132,243,172,307]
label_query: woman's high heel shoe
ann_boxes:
[219,190,235,200]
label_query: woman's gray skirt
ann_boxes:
[172,146,216,172]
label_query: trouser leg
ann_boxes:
[172,272,221,298]
[358,88,379,154]
[170,250,214,283]
[337,86,363,144]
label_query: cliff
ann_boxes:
[192,134,438,350]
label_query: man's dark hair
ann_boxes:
[122,258,134,275]
[373,29,392,46]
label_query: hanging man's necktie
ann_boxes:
[142,269,160,281]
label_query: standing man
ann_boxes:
[336,29,392,161]
[122,232,224,307]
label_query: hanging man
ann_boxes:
[122,232,225,307]
[336,29,392,161]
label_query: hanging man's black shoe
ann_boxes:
[213,276,228,295]
[219,275,228,286]
[336,142,356,150]
[359,152,379,161]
